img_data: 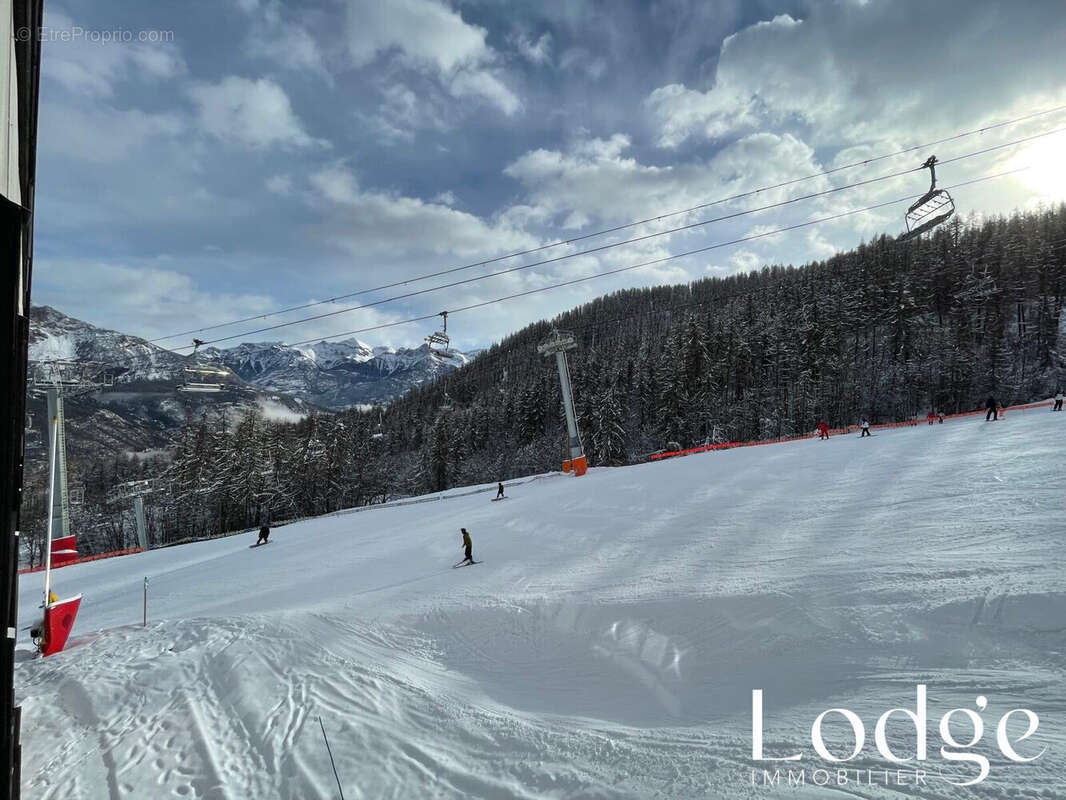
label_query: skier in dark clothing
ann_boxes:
[985,396,998,421]
[1054,391,1064,412]
[860,418,871,437]
[460,528,474,564]
[256,524,270,545]
[496,481,505,499]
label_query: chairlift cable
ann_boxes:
[276,166,1028,348]
[146,105,1066,345]
[179,128,1066,351]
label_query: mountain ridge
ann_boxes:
[28,305,476,410]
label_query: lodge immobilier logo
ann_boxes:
[749,685,1045,788]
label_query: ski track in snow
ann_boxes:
[16,409,1066,798]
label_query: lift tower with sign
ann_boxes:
[32,361,112,550]
[107,479,157,551]
[537,328,587,476]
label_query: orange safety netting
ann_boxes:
[18,547,143,575]
[648,401,1053,462]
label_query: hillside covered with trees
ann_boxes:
[22,205,1066,559]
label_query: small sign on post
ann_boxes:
[143,576,148,627]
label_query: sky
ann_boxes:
[28,0,1066,354]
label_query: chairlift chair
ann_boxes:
[440,392,455,412]
[178,365,229,393]
[425,311,451,356]
[898,156,955,242]
[179,339,229,393]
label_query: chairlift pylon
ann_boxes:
[898,155,955,242]
[425,311,451,356]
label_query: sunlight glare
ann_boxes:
[1016,134,1066,201]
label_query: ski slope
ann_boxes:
[15,409,1066,799]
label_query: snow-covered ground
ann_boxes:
[16,408,1066,799]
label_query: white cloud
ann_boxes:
[238,0,332,81]
[515,31,552,66]
[728,250,761,272]
[646,3,1066,149]
[188,76,321,149]
[344,0,520,115]
[266,175,293,194]
[559,47,607,80]
[448,69,521,116]
[346,0,487,71]
[41,104,186,164]
[646,82,757,148]
[32,260,276,342]
[805,229,838,260]
[365,82,452,142]
[504,130,829,231]
[247,23,330,78]
[309,166,360,204]
[306,164,538,259]
[42,9,186,98]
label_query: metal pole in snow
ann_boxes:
[42,416,59,607]
[134,495,148,550]
[143,577,148,627]
[555,349,584,462]
[318,716,346,800]
[537,330,585,470]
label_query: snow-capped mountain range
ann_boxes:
[29,305,183,382]
[204,337,473,408]
[29,306,475,409]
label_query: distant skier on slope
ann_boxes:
[1054,390,1063,412]
[985,396,998,421]
[926,410,936,425]
[256,524,270,545]
[817,421,830,440]
[496,481,505,499]
[460,528,474,565]
[860,418,871,437]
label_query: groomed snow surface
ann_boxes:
[16,408,1066,799]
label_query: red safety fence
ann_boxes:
[648,400,1053,462]
[648,441,742,460]
[18,547,143,575]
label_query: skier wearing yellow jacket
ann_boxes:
[460,528,474,565]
